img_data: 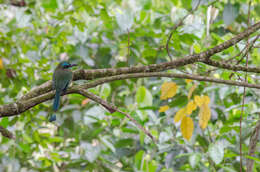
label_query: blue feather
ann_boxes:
[49,114,56,122]
[53,90,61,111]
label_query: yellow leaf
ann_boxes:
[185,79,192,84]
[181,116,194,141]
[0,58,3,69]
[194,95,203,107]
[201,95,210,105]
[199,104,211,129]
[174,108,186,123]
[159,105,169,112]
[188,84,197,100]
[186,100,197,115]
[160,82,178,100]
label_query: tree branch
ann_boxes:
[246,114,260,172]
[73,88,156,142]
[201,58,260,73]
[19,21,260,101]
[2,72,260,118]
[1,21,259,141]
[0,126,14,139]
[80,72,260,90]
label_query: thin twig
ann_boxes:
[240,2,251,171]
[235,34,260,65]
[0,126,14,139]
[229,34,260,79]
[226,45,248,63]
[127,28,130,61]
[73,88,156,142]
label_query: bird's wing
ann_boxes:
[53,69,73,91]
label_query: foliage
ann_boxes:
[0,0,260,171]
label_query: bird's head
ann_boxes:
[58,61,77,69]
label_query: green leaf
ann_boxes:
[223,3,239,26]
[194,43,201,53]
[115,8,134,31]
[135,150,145,169]
[189,153,201,168]
[42,0,58,11]
[100,136,116,153]
[100,83,111,99]
[208,141,224,164]
[136,86,146,103]
[0,117,9,128]
[49,137,63,143]
[19,143,31,153]
[136,86,153,107]
[84,143,101,163]
[115,138,135,148]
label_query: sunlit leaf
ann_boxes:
[0,58,3,69]
[185,79,192,84]
[201,95,210,105]
[188,84,197,100]
[193,43,201,53]
[160,82,178,100]
[136,86,146,103]
[180,116,194,141]
[159,105,169,112]
[100,83,111,99]
[174,108,186,123]
[135,150,145,169]
[199,103,211,129]
[136,86,153,107]
[194,95,203,107]
[186,100,197,115]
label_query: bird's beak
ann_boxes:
[70,64,77,67]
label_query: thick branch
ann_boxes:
[81,72,260,90]
[2,72,260,118]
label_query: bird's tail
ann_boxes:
[49,114,56,122]
[53,90,61,111]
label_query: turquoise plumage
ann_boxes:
[49,61,77,122]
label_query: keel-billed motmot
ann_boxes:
[49,61,77,122]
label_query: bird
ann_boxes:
[49,61,77,122]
